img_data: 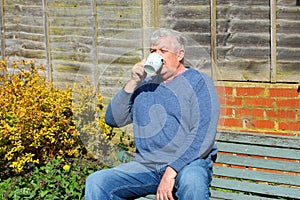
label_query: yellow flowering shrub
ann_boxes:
[0,59,133,177]
[0,60,84,175]
[71,77,119,162]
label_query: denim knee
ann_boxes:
[174,158,212,200]
[85,170,112,200]
[86,170,107,187]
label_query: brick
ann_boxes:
[236,87,264,96]
[245,97,274,107]
[216,86,233,96]
[218,96,226,105]
[218,118,226,127]
[266,109,296,119]
[220,107,232,117]
[221,118,243,127]
[277,99,300,108]
[224,97,243,106]
[279,122,300,131]
[269,88,299,97]
[244,119,275,129]
[235,108,264,118]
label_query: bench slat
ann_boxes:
[211,178,300,199]
[216,131,300,149]
[135,195,156,200]
[213,166,300,186]
[216,154,300,173]
[217,142,300,160]
[210,190,275,200]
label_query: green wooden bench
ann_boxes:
[211,130,300,200]
[133,131,300,199]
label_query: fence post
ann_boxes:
[90,0,99,86]
[42,0,53,82]
[0,0,5,60]
[142,0,160,58]
[210,0,218,81]
[270,0,277,83]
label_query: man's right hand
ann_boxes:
[124,60,146,93]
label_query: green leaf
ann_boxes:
[40,190,49,197]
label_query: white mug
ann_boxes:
[144,53,163,74]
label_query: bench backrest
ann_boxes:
[211,131,300,200]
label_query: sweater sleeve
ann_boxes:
[105,89,133,127]
[168,73,220,172]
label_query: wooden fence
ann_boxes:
[0,0,299,99]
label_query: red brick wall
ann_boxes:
[216,82,300,136]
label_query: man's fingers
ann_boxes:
[156,191,174,200]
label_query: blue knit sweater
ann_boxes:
[105,68,220,172]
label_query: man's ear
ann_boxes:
[178,49,185,62]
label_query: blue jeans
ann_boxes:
[85,158,213,200]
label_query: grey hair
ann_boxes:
[150,28,187,53]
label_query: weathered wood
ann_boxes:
[217,0,270,6]
[160,0,210,6]
[214,166,300,186]
[278,34,300,48]
[211,178,300,199]
[4,5,43,16]
[163,20,211,33]
[211,131,300,199]
[1,0,300,85]
[211,190,274,200]
[211,0,218,80]
[48,0,90,6]
[224,33,270,47]
[96,0,141,6]
[277,6,300,20]
[278,20,300,34]
[98,7,142,20]
[271,0,277,82]
[5,0,43,5]
[218,61,270,82]
[160,5,210,19]
[217,142,300,160]
[277,61,300,83]
[217,154,299,172]
[217,6,270,20]
[0,0,5,59]
[216,130,300,148]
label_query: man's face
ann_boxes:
[150,36,184,80]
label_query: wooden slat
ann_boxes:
[217,142,300,160]
[216,154,300,173]
[136,195,156,200]
[270,0,277,82]
[210,190,275,200]
[216,131,300,149]
[0,0,5,60]
[211,178,300,199]
[213,166,300,186]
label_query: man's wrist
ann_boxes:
[165,166,177,179]
[124,79,139,93]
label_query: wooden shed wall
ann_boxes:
[0,0,299,100]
